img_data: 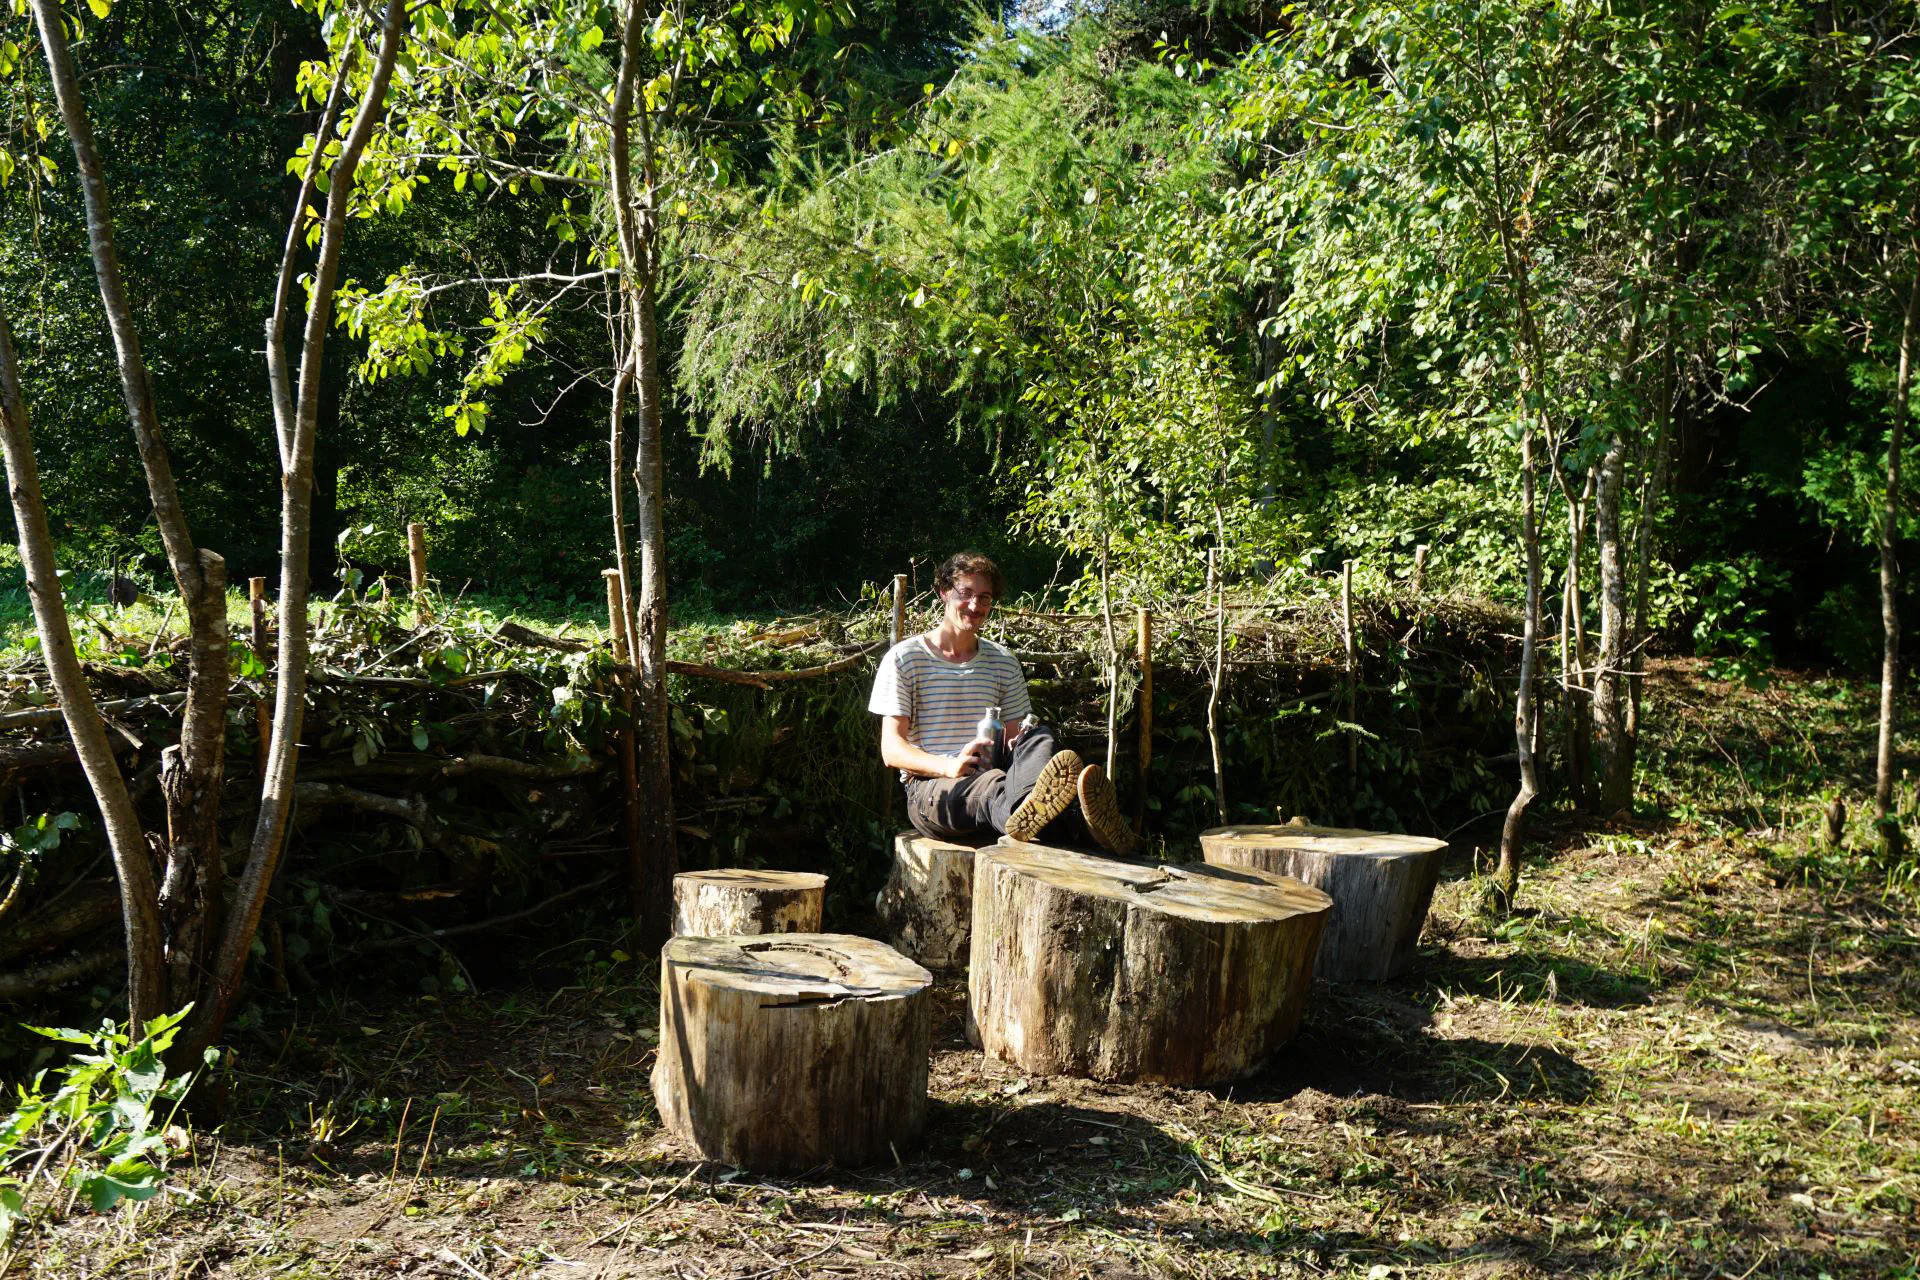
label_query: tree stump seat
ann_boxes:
[651,933,931,1171]
[874,830,990,969]
[1200,822,1448,982]
[968,841,1331,1085]
[670,868,826,937]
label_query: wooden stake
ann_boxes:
[407,522,429,623]
[885,573,909,827]
[602,569,632,662]
[1135,607,1152,830]
[1413,544,1429,594]
[1342,560,1357,777]
[249,577,270,775]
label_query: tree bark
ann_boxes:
[1496,415,1543,912]
[1591,427,1633,816]
[611,0,677,948]
[188,0,408,1058]
[1877,266,1920,851]
[32,0,232,1013]
[1558,472,1591,812]
[0,305,163,1024]
[1592,299,1646,818]
[266,44,355,468]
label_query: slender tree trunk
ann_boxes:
[266,46,355,469]
[627,272,677,948]
[1558,472,1591,811]
[1591,429,1632,815]
[1626,338,1673,743]
[1876,267,1920,852]
[609,0,677,947]
[33,0,229,1010]
[1496,416,1543,912]
[1205,546,1227,823]
[185,0,408,1057]
[0,305,163,1026]
[1100,521,1119,778]
[1592,301,1646,818]
[608,331,648,922]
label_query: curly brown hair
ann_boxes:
[933,552,1004,601]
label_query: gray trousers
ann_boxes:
[903,723,1066,842]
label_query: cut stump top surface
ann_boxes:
[661,933,929,1002]
[672,869,829,890]
[1201,824,1446,858]
[989,841,1330,922]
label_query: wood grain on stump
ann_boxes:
[670,869,826,937]
[1199,823,1447,982]
[968,842,1330,1085]
[651,933,931,1171]
[875,831,982,969]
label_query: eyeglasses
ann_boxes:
[948,589,995,606]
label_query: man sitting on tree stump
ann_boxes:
[870,552,1140,854]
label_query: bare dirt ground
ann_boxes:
[17,664,1920,1278]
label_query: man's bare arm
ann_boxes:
[880,715,986,779]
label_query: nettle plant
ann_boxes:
[0,1007,211,1249]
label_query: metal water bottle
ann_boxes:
[975,705,1004,766]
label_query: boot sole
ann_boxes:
[1004,749,1084,842]
[1077,764,1141,856]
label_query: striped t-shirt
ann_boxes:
[868,635,1033,759]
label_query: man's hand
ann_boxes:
[948,737,993,778]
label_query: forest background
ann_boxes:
[1,0,1908,665]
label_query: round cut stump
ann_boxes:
[671,869,827,937]
[874,831,983,969]
[651,933,931,1171]
[1200,823,1447,982]
[968,842,1331,1085]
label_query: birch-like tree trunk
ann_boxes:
[1591,428,1633,815]
[610,0,678,947]
[32,0,228,1012]
[1558,472,1591,811]
[1496,414,1543,911]
[186,0,409,1057]
[0,305,164,1025]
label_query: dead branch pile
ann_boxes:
[0,583,1522,1027]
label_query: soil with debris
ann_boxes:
[19,828,1919,1279]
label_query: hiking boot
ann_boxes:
[1004,749,1083,843]
[1077,764,1141,856]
